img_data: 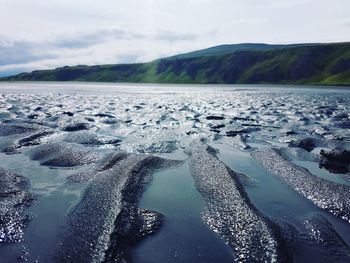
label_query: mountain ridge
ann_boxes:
[2,42,350,85]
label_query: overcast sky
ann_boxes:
[0,0,349,76]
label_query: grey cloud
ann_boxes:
[54,28,143,49]
[54,33,104,49]
[0,27,198,69]
[0,28,140,67]
[0,39,56,66]
[153,30,198,42]
[54,28,196,49]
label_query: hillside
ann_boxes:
[2,42,350,85]
[165,43,286,59]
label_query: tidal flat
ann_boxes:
[0,82,349,263]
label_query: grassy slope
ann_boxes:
[166,43,285,59]
[2,42,350,85]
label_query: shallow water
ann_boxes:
[208,140,350,262]
[0,82,349,262]
[0,153,85,263]
[132,160,234,263]
[295,160,350,186]
[210,141,350,239]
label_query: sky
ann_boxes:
[0,0,349,76]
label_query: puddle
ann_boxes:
[0,153,86,263]
[209,141,350,262]
[131,160,234,263]
[295,160,350,186]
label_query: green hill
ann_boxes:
[165,43,285,59]
[2,42,350,85]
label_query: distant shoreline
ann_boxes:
[0,81,349,89]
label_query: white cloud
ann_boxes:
[0,0,349,76]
